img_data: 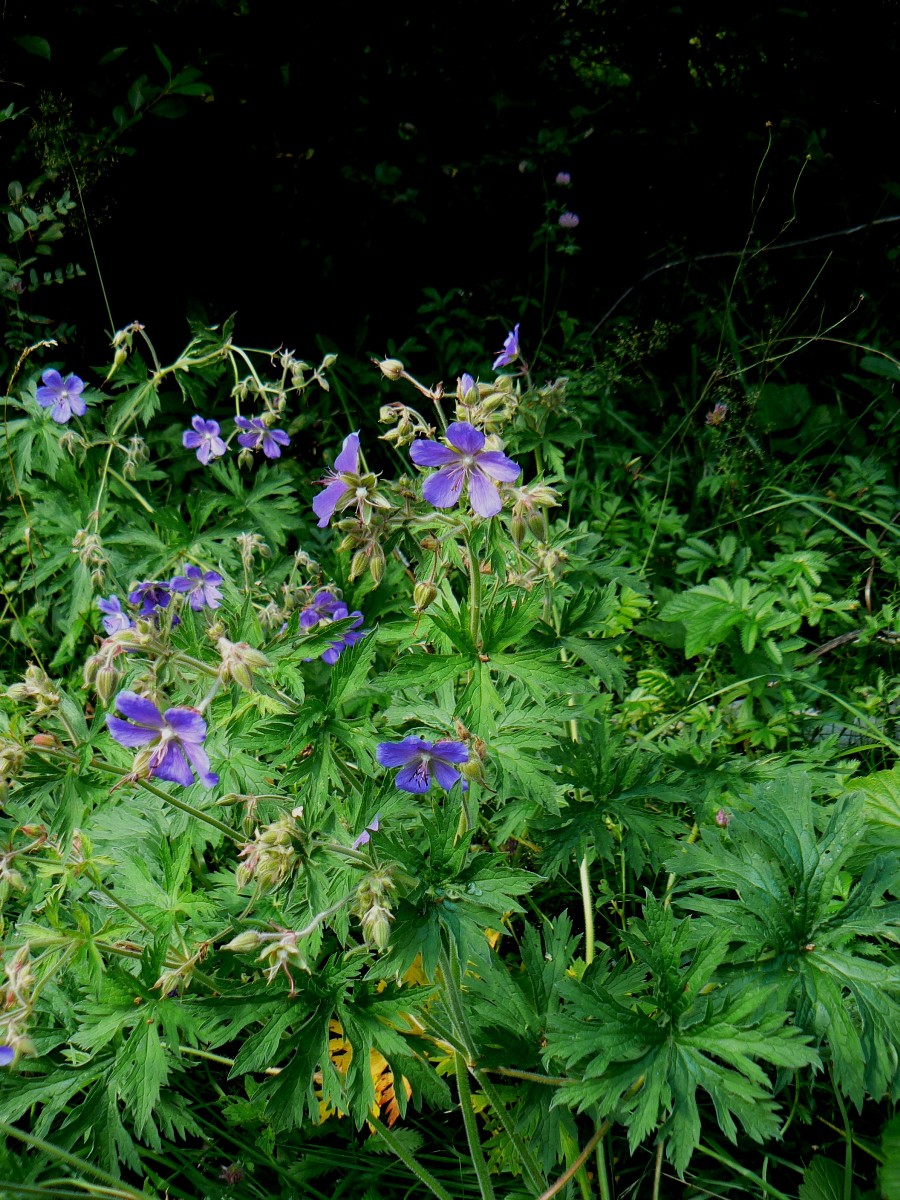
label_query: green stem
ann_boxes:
[578,852,595,965]
[692,1142,793,1200]
[831,1070,854,1200]
[86,871,154,934]
[439,945,476,1059]
[595,1130,612,1200]
[464,533,482,652]
[474,1070,546,1194]
[492,1066,569,1086]
[537,1121,609,1200]
[105,467,155,514]
[369,1119,455,1200]
[0,1124,144,1199]
[455,1052,495,1200]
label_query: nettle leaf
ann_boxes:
[547,897,820,1174]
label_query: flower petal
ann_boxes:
[115,691,163,727]
[431,760,461,790]
[474,450,521,482]
[106,715,159,748]
[333,431,360,474]
[312,479,349,527]
[163,707,208,743]
[180,738,219,787]
[467,469,503,518]
[64,375,85,395]
[431,741,469,764]
[40,369,63,390]
[376,737,429,767]
[395,761,431,793]
[151,742,195,787]
[422,465,465,509]
[183,431,202,450]
[445,422,485,454]
[409,439,458,468]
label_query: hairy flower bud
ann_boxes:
[413,580,439,611]
[360,902,393,951]
[7,666,60,716]
[95,664,122,704]
[510,513,527,547]
[217,638,270,692]
[222,929,264,953]
[377,358,405,381]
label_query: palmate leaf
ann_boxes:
[546,898,820,1174]
[668,773,900,1106]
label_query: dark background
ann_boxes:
[3,0,899,371]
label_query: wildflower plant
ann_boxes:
[0,315,897,1200]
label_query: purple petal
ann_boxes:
[151,742,195,787]
[431,741,469,765]
[409,439,458,468]
[50,401,72,424]
[313,479,349,528]
[445,422,485,455]
[0,1046,14,1067]
[35,391,56,409]
[183,431,202,450]
[234,416,253,431]
[376,737,430,767]
[321,646,340,665]
[40,369,63,390]
[97,595,123,616]
[468,470,503,518]
[460,373,476,397]
[431,760,461,790]
[395,761,431,793]
[196,439,213,465]
[237,432,260,449]
[180,738,219,787]
[70,395,87,417]
[115,691,164,727]
[64,375,85,395]
[475,451,521,482]
[106,715,159,748]
[334,431,360,474]
[163,708,207,743]
[422,465,465,509]
[208,436,227,458]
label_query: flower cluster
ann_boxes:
[299,589,368,665]
[99,566,223,635]
[183,413,291,464]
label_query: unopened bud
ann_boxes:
[377,358,404,381]
[369,544,385,584]
[349,550,368,581]
[510,513,527,547]
[460,756,485,785]
[413,581,438,610]
[527,510,548,541]
[222,929,263,953]
[95,664,121,703]
[361,902,393,951]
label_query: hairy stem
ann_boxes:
[370,1119,455,1200]
[455,1052,495,1200]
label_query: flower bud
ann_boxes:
[369,544,385,584]
[460,757,486,786]
[377,358,404,381]
[361,902,393,951]
[217,638,270,692]
[413,581,439,610]
[95,664,121,704]
[349,550,368,581]
[510,513,527,547]
[222,929,264,953]
[527,509,548,541]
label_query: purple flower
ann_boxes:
[458,373,477,400]
[555,171,571,186]
[170,565,223,610]
[0,1046,14,1067]
[352,814,380,849]
[706,402,729,427]
[183,416,227,465]
[409,421,521,518]
[558,212,580,229]
[35,369,86,424]
[106,690,219,788]
[300,590,344,629]
[235,416,290,459]
[128,580,172,617]
[312,431,361,528]
[376,737,468,793]
[492,324,521,370]
[322,609,366,665]
[97,594,132,635]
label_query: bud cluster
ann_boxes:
[235,532,271,573]
[0,945,37,1064]
[236,811,305,892]
[6,666,60,717]
[122,435,149,479]
[379,401,435,449]
[216,637,270,691]
[454,375,519,435]
[354,867,396,951]
[508,482,560,547]
[72,530,109,587]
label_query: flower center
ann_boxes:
[461,455,474,468]
[355,486,368,499]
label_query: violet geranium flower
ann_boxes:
[106,690,219,788]
[311,431,360,528]
[97,595,132,635]
[183,416,227,465]
[352,814,380,849]
[558,212,580,229]
[300,590,345,629]
[170,565,223,610]
[410,421,521,518]
[128,580,172,617]
[492,324,521,370]
[0,1046,14,1067]
[36,370,86,424]
[376,737,469,793]
[235,416,290,459]
[323,610,366,665]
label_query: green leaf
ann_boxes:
[798,1156,845,1200]
[13,35,51,59]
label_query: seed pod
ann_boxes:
[222,929,264,953]
[377,358,405,381]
